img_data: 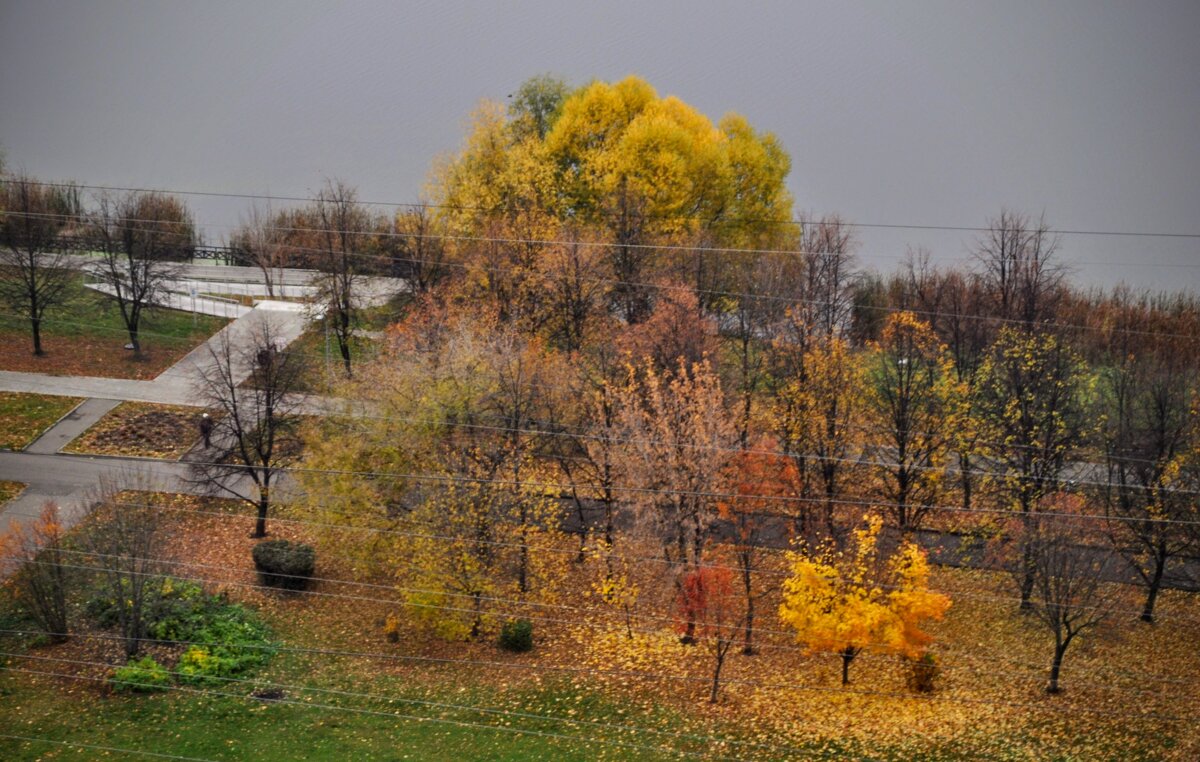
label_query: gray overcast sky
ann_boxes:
[1,0,1197,291]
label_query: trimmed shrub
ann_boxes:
[499,618,533,653]
[251,540,316,591]
[111,656,170,693]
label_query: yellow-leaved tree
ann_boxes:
[778,514,951,685]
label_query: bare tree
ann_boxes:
[797,214,856,340]
[614,358,737,642]
[534,229,612,353]
[863,312,956,533]
[77,473,167,658]
[1100,349,1199,622]
[390,204,449,295]
[189,314,308,538]
[229,203,290,298]
[1001,502,1122,693]
[0,502,71,643]
[0,174,80,355]
[311,179,373,376]
[604,180,653,324]
[973,209,1068,328]
[87,191,193,355]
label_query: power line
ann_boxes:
[9,495,1194,637]
[1,651,795,760]
[169,453,1200,525]
[1,631,1186,727]
[12,211,1200,344]
[9,542,1186,693]
[0,733,217,762]
[0,665,743,762]
[15,178,1200,241]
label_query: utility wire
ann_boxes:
[7,543,1185,695]
[0,733,217,762]
[15,179,1200,240]
[0,665,742,762]
[1,651,797,760]
[4,549,1190,692]
[14,211,1200,343]
[0,633,1185,727]
[26,497,1200,631]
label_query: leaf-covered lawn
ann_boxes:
[0,277,228,380]
[0,392,81,451]
[1,495,1196,761]
[63,402,203,459]
[0,480,25,505]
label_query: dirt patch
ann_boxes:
[64,402,203,459]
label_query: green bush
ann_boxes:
[111,656,170,693]
[251,540,316,591]
[88,577,274,689]
[499,619,533,653]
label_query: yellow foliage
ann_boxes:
[778,515,951,665]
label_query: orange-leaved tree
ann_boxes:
[0,502,70,643]
[778,514,950,685]
[720,434,798,654]
[676,565,742,702]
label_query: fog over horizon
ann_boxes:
[2,1,1197,293]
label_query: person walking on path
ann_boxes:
[199,413,214,448]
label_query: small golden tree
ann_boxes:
[778,514,950,685]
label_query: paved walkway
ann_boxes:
[0,307,309,406]
[24,398,121,454]
[1,297,315,539]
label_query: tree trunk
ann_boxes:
[1019,511,1034,610]
[841,646,857,685]
[959,452,972,511]
[128,325,141,356]
[30,316,45,356]
[470,592,483,640]
[741,552,755,655]
[1141,553,1166,624]
[709,645,727,703]
[253,488,269,538]
[1046,641,1068,694]
[339,332,352,376]
[518,502,529,595]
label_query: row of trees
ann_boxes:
[0,171,384,370]
[274,76,1197,698]
[0,173,196,354]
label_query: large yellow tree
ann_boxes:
[778,514,951,685]
[431,75,796,322]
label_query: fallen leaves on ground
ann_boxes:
[0,392,81,450]
[64,403,203,459]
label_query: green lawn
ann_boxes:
[0,392,81,450]
[0,656,738,761]
[0,277,228,379]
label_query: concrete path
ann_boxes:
[86,281,252,319]
[0,307,310,406]
[0,451,194,536]
[24,398,122,454]
[1,260,400,546]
